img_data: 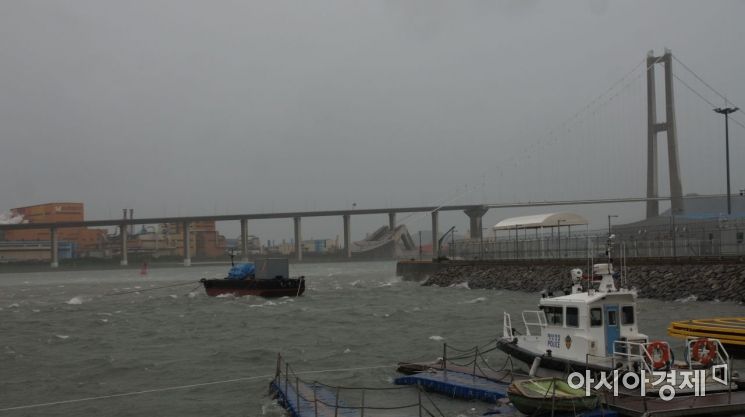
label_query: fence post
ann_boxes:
[276,353,281,378]
[314,383,318,417]
[334,387,340,417]
[418,389,422,417]
[472,347,478,376]
[361,390,365,417]
[442,343,447,371]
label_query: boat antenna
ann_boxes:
[229,248,235,267]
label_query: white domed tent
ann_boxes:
[492,212,588,230]
[492,212,589,259]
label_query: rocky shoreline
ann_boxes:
[422,263,745,302]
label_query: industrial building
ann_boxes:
[0,202,106,261]
[0,203,229,262]
[107,221,227,259]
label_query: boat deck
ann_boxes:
[667,317,745,358]
[668,317,745,354]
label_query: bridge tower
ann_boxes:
[646,48,684,218]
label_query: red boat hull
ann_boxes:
[200,277,305,298]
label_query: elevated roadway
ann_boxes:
[0,194,724,267]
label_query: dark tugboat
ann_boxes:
[200,256,305,298]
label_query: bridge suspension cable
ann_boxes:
[673,54,742,109]
[672,54,745,129]
[673,72,745,131]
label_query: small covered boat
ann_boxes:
[200,258,305,298]
[507,378,598,416]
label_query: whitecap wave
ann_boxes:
[216,293,235,298]
[464,297,487,304]
[449,282,470,289]
[168,294,178,299]
[8,303,20,308]
[66,296,85,305]
[675,295,698,303]
[55,334,70,340]
[429,335,444,341]
[385,276,402,284]
[343,348,351,354]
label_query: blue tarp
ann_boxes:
[227,263,255,280]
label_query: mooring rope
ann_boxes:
[104,281,200,296]
[0,364,396,413]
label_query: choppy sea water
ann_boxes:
[2,261,745,417]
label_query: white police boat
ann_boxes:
[497,242,736,396]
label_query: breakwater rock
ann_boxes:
[420,261,745,302]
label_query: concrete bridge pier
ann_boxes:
[294,217,302,261]
[120,223,128,266]
[50,227,59,268]
[343,214,351,259]
[464,206,489,239]
[240,218,249,261]
[431,211,439,260]
[388,212,396,231]
[183,221,191,267]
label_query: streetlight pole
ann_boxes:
[714,106,739,215]
[608,215,619,237]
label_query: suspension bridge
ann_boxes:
[0,49,742,267]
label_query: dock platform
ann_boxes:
[270,378,357,417]
[668,317,745,356]
[605,390,745,417]
[394,369,510,403]
[394,370,617,417]
[270,355,444,417]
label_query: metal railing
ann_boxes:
[271,354,445,417]
[521,310,548,336]
[452,235,745,260]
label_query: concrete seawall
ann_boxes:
[397,258,745,302]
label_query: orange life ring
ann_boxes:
[646,341,671,370]
[691,338,718,366]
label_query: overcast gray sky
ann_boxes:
[1,0,744,241]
